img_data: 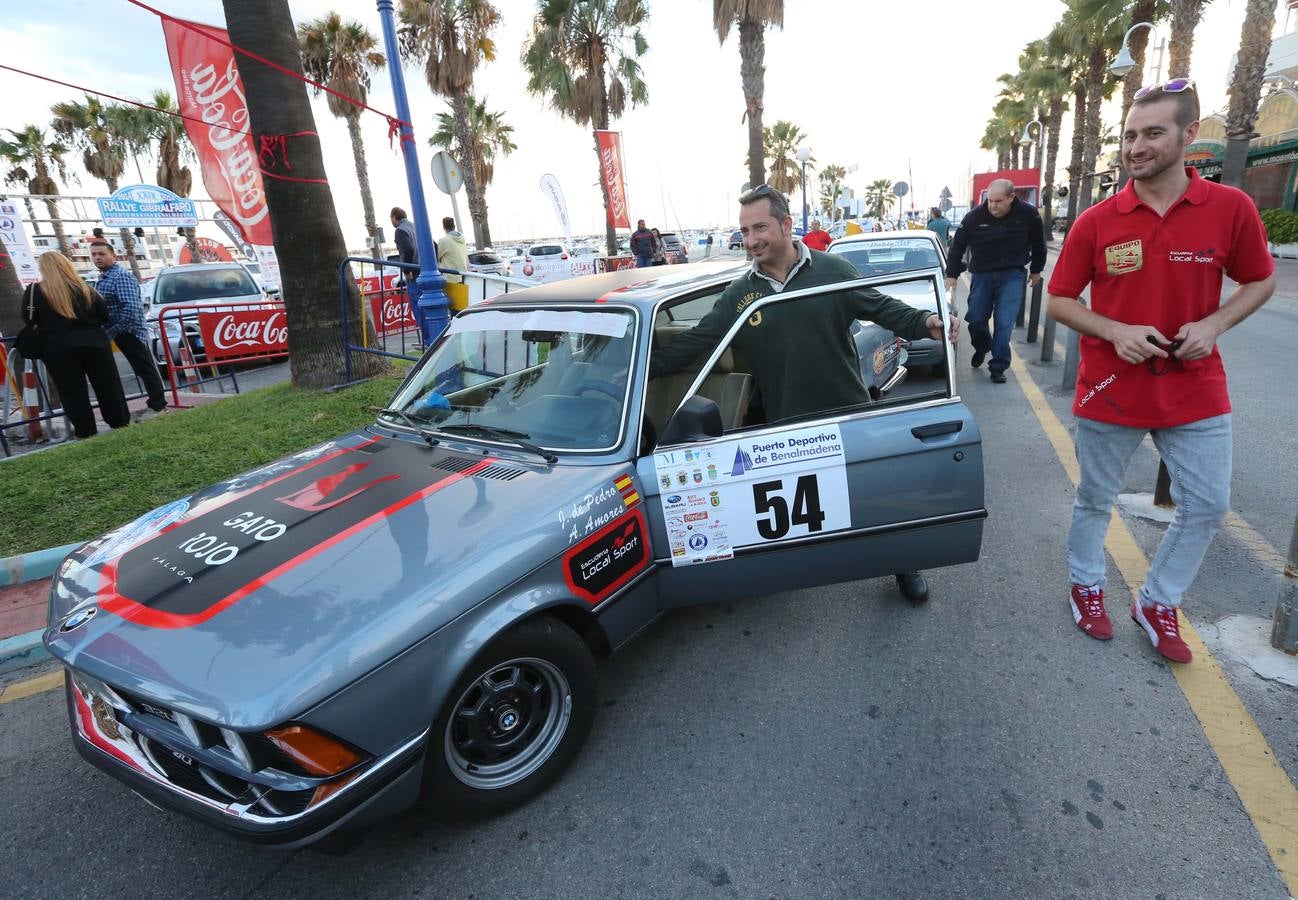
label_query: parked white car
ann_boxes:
[146,262,266,371]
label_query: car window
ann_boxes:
[155,268,260,303]
[468,252,502,265]
[386,307,637,452]
[828,239,940,277]
[530,245,564,257]
[652,274,951,439]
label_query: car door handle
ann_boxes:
[911,421,963,441]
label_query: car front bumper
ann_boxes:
[65,673,426,848]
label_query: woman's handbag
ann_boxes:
[14,285,44,360]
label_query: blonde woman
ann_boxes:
[21,253,129,437]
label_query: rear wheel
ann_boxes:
[422,615,595,818]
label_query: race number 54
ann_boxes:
[752,475,826,540]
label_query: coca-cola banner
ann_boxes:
[364,282,416,334]
[162,19,273,245]
[198,308,289,361]
[594,130,630,229]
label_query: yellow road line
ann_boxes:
[0,669,62,704]
[1224,511,1288,572]
[1009,353,1298,893]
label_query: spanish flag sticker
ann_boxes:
[614,474,633,492]
[622,490,640,507]
[614,473,638,507]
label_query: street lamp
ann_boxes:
[797,145,811,234]
[1110,21,1156,78]
[375,0,450,346]
[1017,119,1042,149]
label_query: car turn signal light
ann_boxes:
[265,724,365,776]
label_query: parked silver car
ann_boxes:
[45,260,983,848]
[145,262,265,371]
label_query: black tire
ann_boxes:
[422,615,595,818]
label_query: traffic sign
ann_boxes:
[940,186,953,199]
[892,181,909,198]
[430,151,464,195]
[939,198,953,212]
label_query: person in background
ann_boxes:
[651,228,668,266]
[437,216,470,312]
[23,252,129,438]
[943,179,1046,384]
[391,206,418,278]
[926,206,951,249]
[90,240,166,416]
[801,217,833,251]
[630,219,655,267]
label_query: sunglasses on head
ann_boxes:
[740,184,779,202]
[1133,78,1196,101]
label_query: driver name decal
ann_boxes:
[563,508,650,605]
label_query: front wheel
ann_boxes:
[422,615,595,818]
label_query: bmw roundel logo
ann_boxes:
[59,606,98,633]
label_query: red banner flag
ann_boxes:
[162,19,273,245]
[595,130,630,229]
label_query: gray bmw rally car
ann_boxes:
[45,260,985,848]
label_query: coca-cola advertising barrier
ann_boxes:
[162,19,273,246]
[198,308,289,362]
[357,274,416,334]
[595,130,630,229]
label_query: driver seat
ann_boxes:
[645,350,754,433]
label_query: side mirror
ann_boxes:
[659,395,723,445]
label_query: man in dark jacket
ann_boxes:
[390,206,419,280]
[652,185,959,604]
[630,219,655,268]
[944,180,1046,383]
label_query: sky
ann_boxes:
[0,0,1281,251]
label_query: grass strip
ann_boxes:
[1,376,404,558]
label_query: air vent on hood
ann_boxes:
[474,464,527,481]
[430,456,481,473]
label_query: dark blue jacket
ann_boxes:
[946,197,1046,277]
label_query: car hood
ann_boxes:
[45,430,631,729]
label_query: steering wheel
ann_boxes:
[578,380,623,401]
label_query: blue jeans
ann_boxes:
[635,255,653,268]
[1067,414,1232,608]
[965,268,1025,373]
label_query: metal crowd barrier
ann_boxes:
[337,256,533,384]
[154,299,289,408]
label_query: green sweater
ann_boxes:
[649,249,933,423]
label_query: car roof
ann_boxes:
[157,262,252,274]
[481,259,746,310]
[828,230,939,246]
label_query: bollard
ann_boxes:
[1026,279,1044,343]
[1041,308,1057,362]
[21,362,42,441]
[1062,324,1081,389]
[1016,275,1027,328]
[1271,510,1298,653]
[1153,461,1174,507]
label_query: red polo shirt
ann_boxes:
[1048,167,1273,428]
[802,230,833,252]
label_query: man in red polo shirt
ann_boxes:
[1046,79,1275,663]
[802,218,833,251]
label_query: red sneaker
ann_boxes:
[1131,600,1193,663]
[1070,584,1113,640]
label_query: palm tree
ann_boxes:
[145,89,199,263]
[1068,0,1127,216]
[1222,0,1280,188]
[0,235,24,336]
[1026,29,1075,238]
[762,120,810,195]
[818,163,847,220]
[0,126,72,256]
[713,0,783,190]
[865,178,894,222]
[430,94,516,213]
[222,0,386,387]
[522,0,650,255]
[1168,0,1209,78]
[298,12,386,255]
[50,95,144,279]
[399,0,502,249]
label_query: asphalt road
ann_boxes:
[1,267,1295,898]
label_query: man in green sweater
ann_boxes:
[650,184,959,603]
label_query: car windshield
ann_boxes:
[386,307,637,452]
[530,245,564,257]
[829,238,940,277]
[469,252,502,265]
[156,268,259,303]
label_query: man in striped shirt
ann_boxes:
[90,241,167,415]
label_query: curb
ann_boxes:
[1,542,80,587]
[0,541,78,674]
